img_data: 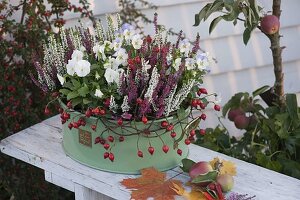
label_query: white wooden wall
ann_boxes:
[10,0,300,135]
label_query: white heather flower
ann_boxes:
[79,46,86,52]
[75,60,91,77]
[166,53,173,65]
[104,68,120,84]
[114,48,128,66]
[112,38,123,51]
[57,74,65,85]
[185,58,196,70]
[71,50,84,61]
[131,34,143,49]
[173,58,182,71]
[66,59,76,76]
[141,58,151,71]
[179,39,191,56]
[95,71,100,80]
[121,95,130,112]
[95,89,104,98]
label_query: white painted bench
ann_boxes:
[1,115,300,200]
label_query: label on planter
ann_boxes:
[78,129,92,147]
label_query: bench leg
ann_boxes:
[74,183,114,200]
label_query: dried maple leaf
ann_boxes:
[171,183,206,200]
[209,157,237,176]
[121,167,183,200]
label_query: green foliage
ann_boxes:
[195,88,300,179]
[194,0,263,44]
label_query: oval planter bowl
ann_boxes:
[61,103,190,174]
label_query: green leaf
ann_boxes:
[67,91,79,100]
[243,28,252,45]
[175,117,201,145]
[177,108,187,121]
[59,88,70,96]
[252,85,270,97]
[286,93,299,121]
[193,4,211,26]
[204,0,224,21]
[71,97,82,107]
[78,85,89,97]
[222,92,248,116]
[180,158,196,173]
[209,16,223,34]
[191,170,218,184]
[71,79,81,89]
[249,0,260,19]
[83,98,92,104]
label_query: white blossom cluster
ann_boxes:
[109,95,118,113]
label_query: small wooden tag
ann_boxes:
[78,129,92,147]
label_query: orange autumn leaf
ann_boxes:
[171,183,206,200]
[209,157,237,176]
[121,167,183,200]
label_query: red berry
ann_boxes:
[191,99,198,107]
[51,92,59,98]
[162,145,169,153]
[119,136,125,142]
[61,119,66,124]
[214,104,221,111]
[199,88,208,94]
[199,103,206,109]
[117,118,123,126]
[177,149,182,156]
[200,113,206,120]
[108,136,114,142]
[103,152,109,159]
[170,131,177,138]
[161,121,168,128]
[80,119,86,126]
[189,135,195,141]
[109,153,114,162]
[190,129,195,136]
[99,109,106,115]
[148,146,154,155]
[85,109,92,117]
[136,98,143,104]
[95,137,101,144]
[196,99,201,105]
[100,138,106,145]
[137,150,143,158]
[104,143,110,150]
[92,107,101,115]
[44,107,50,115]
[128,58,134,65]
[185,139,191,145]
[63,112,70,120]
[91,124,97,131]
[73,122,79,129]
[142,116,148,124]
[68,123,73,129]
[67,101,72,109]
[200,129,206,135]
[166,124,174,131]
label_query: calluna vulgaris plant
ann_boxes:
[32,14,220,161]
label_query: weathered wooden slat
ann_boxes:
[1,115,300,200]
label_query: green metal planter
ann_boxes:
[61,103,189,174]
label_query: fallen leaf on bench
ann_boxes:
[171,182,206,200]
[121,167,183,200]
[209,157,237,176]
